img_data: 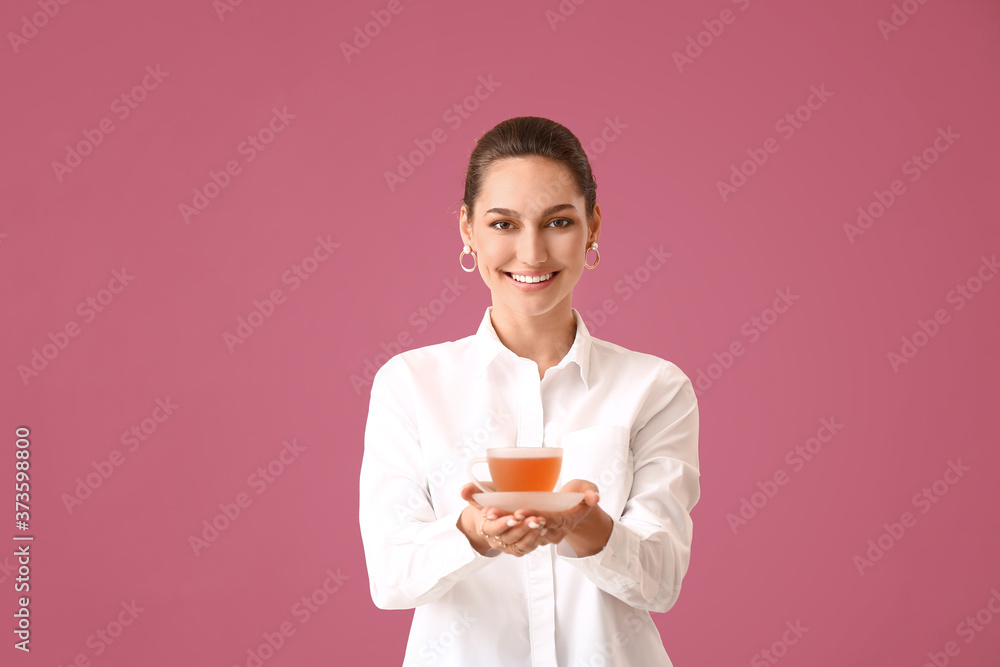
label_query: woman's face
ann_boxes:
[460,156,600,320]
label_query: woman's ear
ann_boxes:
[588,203,602,247]
[459,205,474,247]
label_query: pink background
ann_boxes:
[2,0,999,664]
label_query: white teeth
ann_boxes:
[510,273,553,284]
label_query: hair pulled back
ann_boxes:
[462,116,597,223]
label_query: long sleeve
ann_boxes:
[557,366,700,613]
[356,309,695,666]
[358,357,498,610]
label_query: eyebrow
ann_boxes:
[484,204,577,219]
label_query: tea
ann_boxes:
[467,447,563,493]
[488,454,562,492]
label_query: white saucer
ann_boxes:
[473,491,585,513]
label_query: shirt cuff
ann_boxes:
[399,507,500,602]
[555,518,640,580]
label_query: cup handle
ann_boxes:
[466,457,493,493]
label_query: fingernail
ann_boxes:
[507,519,519,527]
[528,522,539,529]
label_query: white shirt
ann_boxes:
[359,307,700,666]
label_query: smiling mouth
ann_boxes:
[507,272,556,284]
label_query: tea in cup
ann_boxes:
[467,447,562,493]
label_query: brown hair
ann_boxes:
[461,116,597,224]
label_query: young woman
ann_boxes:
[359,116,700,666]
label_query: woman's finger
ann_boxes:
[531,513,569,545]
[509,534,538,556]
[481,514,546,553]
[507,521,546,556]
[489,514,532,542]
[460,482,485,508]
[481,515,519,543]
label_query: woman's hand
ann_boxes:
[525,479,612,557]
[529,479,600,544]
[457,483,548,557]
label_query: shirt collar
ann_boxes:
[474,307,592,388]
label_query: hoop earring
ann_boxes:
[460,244,477,273]
[585,242,600,270]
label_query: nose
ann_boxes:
[517,227,547,266]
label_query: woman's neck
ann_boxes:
[489,302,577,379]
